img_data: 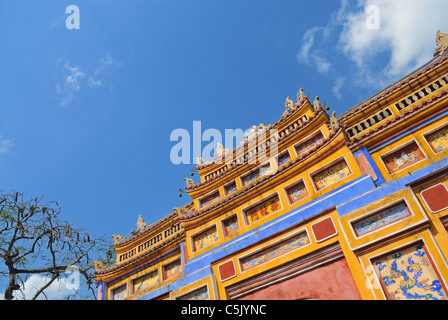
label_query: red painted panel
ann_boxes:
[355,153,377,181]
[311,217,337,242]
[238,258,361,300]
[182,243,188,264]
[421,184,448,213]
[218,260,236,282]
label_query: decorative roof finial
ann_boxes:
[112,234,123,243]
[296,88,304,104]
[329,111,339,135]
[93,260,106,271]
[433,30,448,57]
[195,157,205,165]
[173,206,189,217]
[137,214,148,230]
[285,97,294,112]
[313,96,322,112]
[184,177,195,187]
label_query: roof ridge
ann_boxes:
[195,97,311,171]
[339,55,447,121]
[187,107,325,192]
[179,126,344,222]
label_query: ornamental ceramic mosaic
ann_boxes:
[286,181,309,204]
[312,160,351,190]
[242,164,272,186]
[224,182,237,195]
[164,260,182,280]
[177,286,209,300]
[278,152,291,166]
[199,191,221,208]
[295,131,325,157]
[223,215,239,237]
[245,196,281,225]
[241,232,310,271]
[382,142,426,174]
[373,244,448,300]
[113,285,127,300]
[193,226,219,251]
[426,125,448,153]
[133,271,159,294]
[353,201,411,236]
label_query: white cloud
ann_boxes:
[55,54,120,106]
[297,0,448,97]
[56,63,85,107]
[297,0,350,75]
[339,0,448,79]
[88,54,120,88]
[1,274,76,300]
[297,26,333,74]
[88,77,103,87]
[0,136,14,153]
[49,12,66,29]
[332,76,346,99]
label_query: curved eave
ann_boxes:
[194,99,313,175]
[348,88,448,152]
[339,55,448,127]
[113,212,180,250]
[186,108,329,198]
[180,126,348,230]
[95,230,186,283]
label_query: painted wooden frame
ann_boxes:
[190,223,219,253]
[308,155,353,192]
[241,192,283,227]
[339,188,428,251]
[221,213,240,238]
[237,228,311,274]
[378,139,428,175]
[130,268,160,296]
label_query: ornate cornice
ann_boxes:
[338,55,448,125]
[179,125,346,225]
[95,230,185,278]
[347,88,448,150]
[194,96,311,173]
[185,107,328,193]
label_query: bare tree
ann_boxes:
[0,191,112,300]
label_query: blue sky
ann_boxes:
[1,0,448,281]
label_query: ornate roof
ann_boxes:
[95,230,185,277]
[187,100,331,193]
[194,95,310,172]
[179,126,345,223]
[96,30,448,284]
[347,87,448,149]
[338,55,448,123]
